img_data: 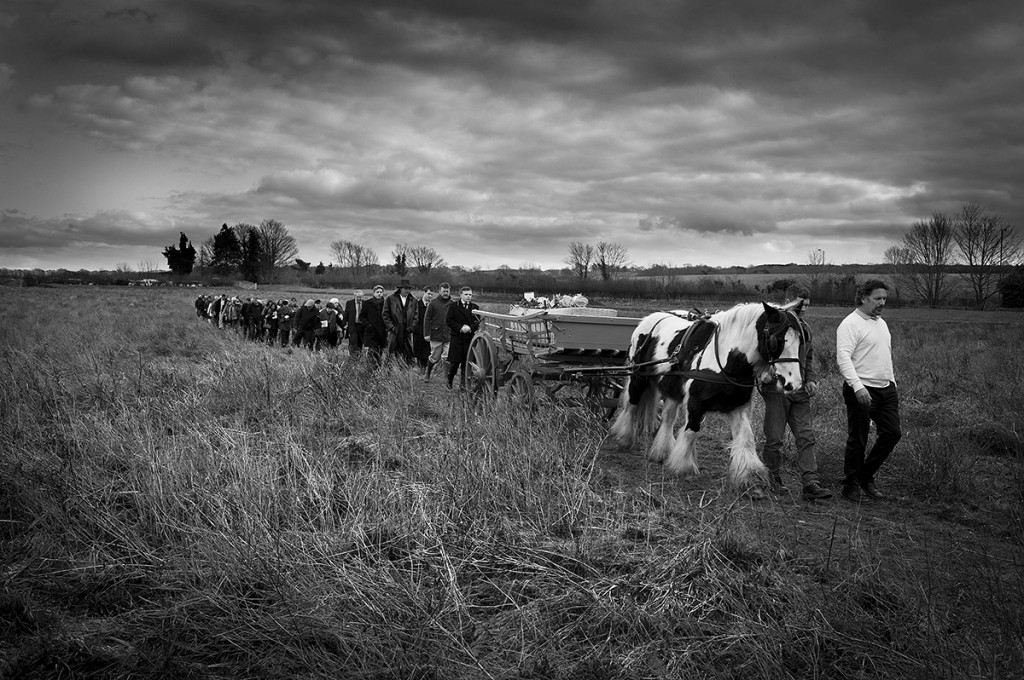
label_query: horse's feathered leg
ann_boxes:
[609,374,647,447]
[664,392,701,476]
[635,379,660,435]
[725,402,767,487]
[648,393,678,463]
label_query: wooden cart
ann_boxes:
[465,308,642,412]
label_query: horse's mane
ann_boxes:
[710,302,770,328]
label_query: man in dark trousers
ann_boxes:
[423,282,452,383]
[359,285,388,366]
[445,286,480,389]
[413,286,434,373]
[292,299,320,349]
[343,289,365,356]
[316,298,342,349]
[383,279,419,365]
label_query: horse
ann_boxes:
[608,300,806,488]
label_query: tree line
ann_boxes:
[884,203,1022,308]
[163,219,299,283]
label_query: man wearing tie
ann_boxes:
[344,290,365,356]
[445,286,480,390]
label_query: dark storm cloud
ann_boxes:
[0,208,177,249]
[2,0,1023,269]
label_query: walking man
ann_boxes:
[413,286,434,373]
[760,287,831,501]
[836,279,902,501]
[423,282,453,383]
[344,290,365,356]
[360,285,388,367]
[445,286,479,390]
[383,279,419,365]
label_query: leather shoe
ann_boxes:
[841,484,863,502]
[802,481,833,501]
[861,482,885,499]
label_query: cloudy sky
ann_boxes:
[1,0,1022,272]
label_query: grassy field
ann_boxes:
[1,285,1022,679]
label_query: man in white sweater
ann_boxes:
[836,280,902,501]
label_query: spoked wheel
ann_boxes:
[466,332,499,406]
[506,369,536,411]
[584,378,623,420]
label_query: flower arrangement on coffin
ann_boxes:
[510,292,589,313]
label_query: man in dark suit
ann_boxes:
[343,289,365,356]
[445,286,480,390]
[359,285,388,366]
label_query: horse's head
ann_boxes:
[757,302,805,392]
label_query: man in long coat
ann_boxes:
[445,286,480,389]
[383,279,419,365]
[343,290,365,356]
[359,285,388,366]
[292,299,320,349]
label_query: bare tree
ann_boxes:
[390,243,410,277]
[889,212,957,306]
[197,237,214,270]
[564,241,594,279]
[330,239,379,279]
[883,245,905,301]
[409,245,447,274]
[801,248,824,292]
[954,203,1022,309]
[594,241,630,280]
[258,218,299,280]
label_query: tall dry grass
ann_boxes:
[1,286,1022,678]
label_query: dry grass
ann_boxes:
[1,285,1022,679]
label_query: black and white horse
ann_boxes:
[609,301,806,487]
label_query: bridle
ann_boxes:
[757,309,807,387]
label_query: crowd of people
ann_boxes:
[195,280,481,389]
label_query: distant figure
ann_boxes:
[383,279,419,365]
[344,290,365,356]
[359,285,388,366]
[836,279,901,502]
[248,298,264,341]
[292,299,320,349]
[195,294,208,319]
[423,282,453,383]
[273,300,291,347]
[413,286,435,373]
[264,300,280,346]
[445,286,479,389]
[316,298,342,349]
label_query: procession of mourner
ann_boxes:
[194,279,482,390]
[194,278,901,504]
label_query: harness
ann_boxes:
[630,307,806,388]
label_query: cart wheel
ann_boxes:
[585,378,622,420]
[466,332,499,405]
[506,369,535,410]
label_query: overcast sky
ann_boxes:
[2,0,1022,272]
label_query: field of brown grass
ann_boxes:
[1,285,1022,679]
